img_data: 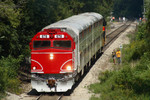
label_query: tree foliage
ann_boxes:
[145,10,150,50]
[0,0,21,57]
[113,0,143,18]
[80,0,114,17]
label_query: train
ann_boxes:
[29,12,106,92]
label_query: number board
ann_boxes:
[40,35,49,38]
[55,35,65,38]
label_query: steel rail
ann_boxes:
[36,94,42,100]
[57,94,64,100]
[37,93,64,100]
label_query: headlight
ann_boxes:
[33,66,36,70]
[66,66,72,71]
[50,53,54,60]
[60,59,73,73]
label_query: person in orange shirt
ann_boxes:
[116,49,121,64]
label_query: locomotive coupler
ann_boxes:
[47,78,57,89]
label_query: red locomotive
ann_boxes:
[29,12,106,92]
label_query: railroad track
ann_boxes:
[103,21,132,51]
[37,93,64,100]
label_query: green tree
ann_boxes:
[113,0,143,18]
[67,0,84,14]
[145,10,150,50]
[0,0,21,57]
[98,0,114,17]
[80,0,114,18]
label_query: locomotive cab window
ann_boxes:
[33,40,51,49]
[53,40,71,48]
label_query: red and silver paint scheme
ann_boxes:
[30,29,76,92]
[30,12,104,92]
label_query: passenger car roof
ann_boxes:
[42,12,103,38]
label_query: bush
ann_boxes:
[0,67,7,93]
[0,55,23,94]
[122,40,146,62]
[122,23,147,63]
[136,23,146,40]
[99,70,113,83]
[89,63,150,100]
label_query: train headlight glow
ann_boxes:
[50,53,54,60]
[66,66,72,71]
[33,66,36,70]
[60,59,73,73]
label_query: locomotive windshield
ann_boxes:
[53,40,71,48]
[33,40,51,49]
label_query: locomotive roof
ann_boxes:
[42,12,103,38]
